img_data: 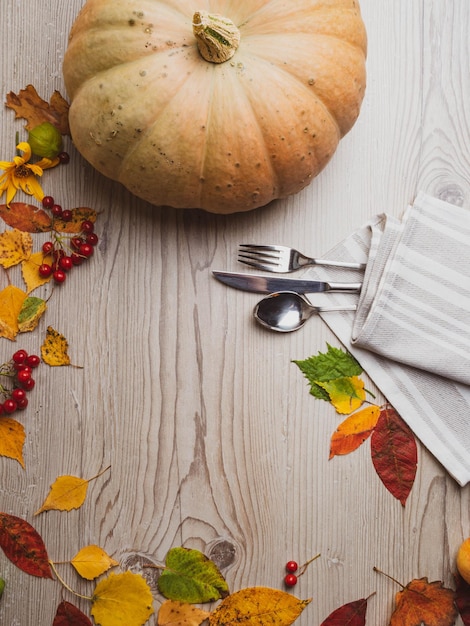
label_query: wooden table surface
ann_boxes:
[1,1,469,624]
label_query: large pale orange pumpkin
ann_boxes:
[63,0,367,213]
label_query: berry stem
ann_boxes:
[298,553,321,577]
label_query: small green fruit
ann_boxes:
[28,122,63,159]
[0,577,5,599]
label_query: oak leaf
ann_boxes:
[6,85,70,134]
[317,376,365,414]
[208,587,311,626]
[0,229,33,268]
[0,512,53,578]
[53,601,93,626]
[389,577,457,626]
[0,285,28,340]
[41,326,71,366]
[0,417,26,467]
[158,547,229,603]
[18,296,47,332]
[320,598,368,625]
[329,405,381,458]
[371,406,417,506]
[22,252,53,293]
[0,202,52,233]
[91,571,154,626]
[54,208,98,234]
[71,545,119,580]
[157,599,210,626]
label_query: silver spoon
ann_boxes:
[253,291,357,332]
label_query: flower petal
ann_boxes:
[16,143,32,161]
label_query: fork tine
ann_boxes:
[238,257,279,271]
[239,244,279,252]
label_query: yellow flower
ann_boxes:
[0,141,59,206]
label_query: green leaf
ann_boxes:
[293,343,363,400]
[158,547,229,604]
[18,296,47,332]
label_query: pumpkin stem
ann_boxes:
[192,11,240,63]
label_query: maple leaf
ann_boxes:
[6,85,70,134]
[371,406,417,506]
[389,577,457,626]
[329,405,381,459]
[0,229,33,268]
[158,547,229,603]
[17,296,47,332]
[317,376,366,414]
[0,417,26,467]
[209,586,311,626]
[53,601,93,626]
[157,599,210,626]
[91,571,154,626]
[320,598,369,625]
[34,466,110,515]
[41,326,71,366]
[0,285,28,340]
[0,202,52,233]
[0,512,53,578]
[71,545,119,580]
[293,344,363,400]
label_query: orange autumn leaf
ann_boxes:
[71,545,119,581]
[0,229,33,268]
[0,203,52,233]
[209,587,311,626]
[91,571,154,626]
[390,577,457,626]
[22,252,53,293]
[157,599,210,626]
[54,207,98,234]
[0,417,26,467]
[35,466,110,515]
[317,376,366,414]
[329,405,381,459]
[41,326,71,366]
[6,84,70,135]
[0,285,28,340]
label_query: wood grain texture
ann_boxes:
[0,1,469,624]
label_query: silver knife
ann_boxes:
[212,271,362,294]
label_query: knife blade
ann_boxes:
[212,271,362,294]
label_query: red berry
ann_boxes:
[286,561,298,573]
[58,151,70,164]
[39,263,53,278]
[51,204,63,218]
[81,220,94,233]
[12,349,28,365]
[53,249,65,262]
[42,195,54,208]
[12,388,27,402]
[53,269,67,283]
[79,243,94,258]
[71,236,83,250]
[59,256,73,272]
[42,241,54,255]
[17,368,32,383]
[26,354,40,368]
[16,397,28,410]
[284,574,297,587]
[61,209,73,222]
[71,252,83,266]
[20,377,35,391]
[3,398,17,414]
[86,233,99,246]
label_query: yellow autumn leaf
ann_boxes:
[0,229,33,268]
[22,251,53,293]
[41,326,71,366]
[329,405,381,459]
[208,587,311,626]
[317,376,366,414]
[158,599,210,626]
[71,545,119,580]
[0,417,26,468]
[91,571,154,626]
[0,285,28,340]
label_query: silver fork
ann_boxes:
[238,244,366,273]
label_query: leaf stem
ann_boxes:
[49,560,93,600]
[87,465,111,483]
[373,566,405,589]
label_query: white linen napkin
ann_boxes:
[308,191,470,485]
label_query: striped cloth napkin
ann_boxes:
[313,191,470,485]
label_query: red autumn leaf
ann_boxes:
[455,573,470,626]
[370,406,417,506]
[0,203,52,233]
[389,577,457,626]
[0,512,52,578]
[320,598,368,625]
[53,601,93,626]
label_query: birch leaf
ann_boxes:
[329,405,381,459]
[54,208,97,234]
[41,326,71,366]
[0,229,32,268]
[22,252,53,293]
[209,587,311,626]
[18,296,47,332]
[91,571,154,626]
[0,285,28,340]
[317,376,365,414]
[157,599,210,626]
[71,545,119,580]
[0,417,26,467]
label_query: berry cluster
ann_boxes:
[0,349,40,416]
[39,195,98,284]
[283,554,320,588]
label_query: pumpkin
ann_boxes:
[63,0,367,214]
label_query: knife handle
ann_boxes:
[325,282,362,293]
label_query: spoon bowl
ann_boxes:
[253,291,357,332]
